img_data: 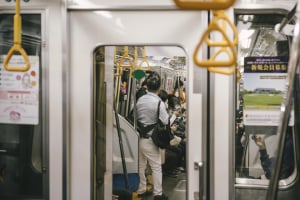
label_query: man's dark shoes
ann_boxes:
[137,190,153,198]
[154,193,168,200]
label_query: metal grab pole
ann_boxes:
[266,13,300,200]
[113,98,129,190]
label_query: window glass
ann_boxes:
[235,13,296,187]
[0,13,46,199]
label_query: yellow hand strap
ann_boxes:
[207,47,235,75]
[4,0,30,72]
[193,19,237,67]
[205,10,238,46]
[114,46,134,77]
[137,47,151,71]
[118,46,134,68]
[193,10,238,75]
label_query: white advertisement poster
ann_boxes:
[243,56,294,126]
[0,55,39,125]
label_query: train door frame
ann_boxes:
[0,6,51,200]
[66,6,210,200]
[233,3,299,199]
[2,1,66,200]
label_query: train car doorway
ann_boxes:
[94,45,188,200]
[68,7,207,200]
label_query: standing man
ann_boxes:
[136,71,169,200]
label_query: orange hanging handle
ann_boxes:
[193,20,237,67]
[172,0,238,75]
[174,0,236,10]
[193,10,238,75]
[114,62,123,77]
[138,47,151,71]
[118,46,134,68]
[115,46,134,77]
[4,0,30,72]
[208,65,235,75]
[205,10,238,46]
[207,47,235,75]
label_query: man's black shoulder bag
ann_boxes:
[150,101,173,148]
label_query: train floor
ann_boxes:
[139,171,187,200]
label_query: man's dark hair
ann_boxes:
[174,79,184,90]
[136,87,147,101]
[158,89,168,102]
[167,94,180,109]
[146,71,161,92]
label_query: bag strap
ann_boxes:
[157,100,161,123]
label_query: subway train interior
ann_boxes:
[1,0,300,200]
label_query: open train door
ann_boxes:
[66,1,213,200]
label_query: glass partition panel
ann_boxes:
[235,12,297,187]
[0,13,47,199]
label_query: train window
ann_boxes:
[93,45,187,200]
[0,13,47,199]
[235,12,297,188]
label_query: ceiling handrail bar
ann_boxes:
[174,0,236,10]
[4,0,30,72]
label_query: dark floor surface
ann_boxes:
[141,171,187,200]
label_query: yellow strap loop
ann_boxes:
[114,48,122,77]
[118,46,134,68]
[4,0,30,72]
[174,0,236,10]
[138,47,151,71]
[114,62,123,77]
[205,10,238,46]
[193,10,238,75]
[207,47,235,75]
[193,20,237,67]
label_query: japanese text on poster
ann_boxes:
[0,55,39,125]
[243,56,294,126]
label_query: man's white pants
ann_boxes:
[137,138,162,196]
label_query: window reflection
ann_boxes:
[0,13,45,199]
[235,13,296,186]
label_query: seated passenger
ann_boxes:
[163,119,186,176]
[252,126,294,179]
[158,89,168,103]
[166,94,180,114]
